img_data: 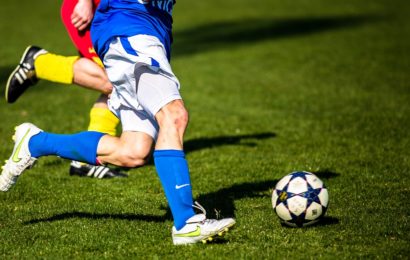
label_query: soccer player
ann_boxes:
[0,0,236,245]
[5,0,126,178]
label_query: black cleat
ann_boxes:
[69,161,128,179]
[5,45,47,103]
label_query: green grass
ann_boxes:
[0,0,409,258]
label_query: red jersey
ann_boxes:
[61,0,102,65]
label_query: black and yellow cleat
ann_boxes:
[5,45,47,103]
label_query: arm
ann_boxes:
[71,0,94,31]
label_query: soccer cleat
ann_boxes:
[172,202,236,245]
[0,123,42,191]
[69,161,128,179]
[5,46,47,103]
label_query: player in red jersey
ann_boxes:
[5,0,126,178]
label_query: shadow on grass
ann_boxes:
[316,216,339,226]
[173,15,382,57]
[280,216,340,228]
[25,175,339,226]
[24,180,277,225]
[185,132,276,153]
[160,179,279,221]
[24,211,166,225]
[313,169,340,180]
[143,132,276,166]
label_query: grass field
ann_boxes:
[0,0,409,258]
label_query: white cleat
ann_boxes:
[172,202,236,245]
[0,123,42,191]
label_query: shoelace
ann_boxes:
[192,201,217,224]
[20,62,33,70]
[193,201,207,215]
[14,63,34,84]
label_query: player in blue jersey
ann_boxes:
[0,0,235,245]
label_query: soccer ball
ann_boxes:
[272,171,329,227]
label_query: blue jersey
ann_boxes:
[91,0,175,60]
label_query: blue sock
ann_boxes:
[154,150,195,230]
[28,131,105,165]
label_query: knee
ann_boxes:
[158,100,189,131]
[100,81,113,95]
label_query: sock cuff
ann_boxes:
[153,149,185,158]
[34,53,79,84]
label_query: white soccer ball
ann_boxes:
[272,171,329,227]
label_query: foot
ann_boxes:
[0,123,42,191]
[172,202,236,245]
[5,46,47,103]
[69,161,128,179]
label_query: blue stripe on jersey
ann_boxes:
[120,37,139,56]
[151,58,160,67]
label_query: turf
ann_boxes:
[0,0,409,258]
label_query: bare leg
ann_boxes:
[155,99,188,150]
[96,131,154,168]
[73,57,112,95]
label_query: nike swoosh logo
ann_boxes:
[175,184,190,189]
[174,226,201,237]
[12,129,31,163]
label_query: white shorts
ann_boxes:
[103,35,182,140]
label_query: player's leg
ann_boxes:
[87,95,117,136]
[0,123,153,191]
[70,94,129,178]
[5,48,112,103]
[5,48,122,178]
[5,0,107,103]
[72,58,112,94]
[117,35,235,244]
[96,131,153,167]
[153,99,235,245]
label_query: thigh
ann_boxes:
[113,104,160,140]
[104,35,182,117]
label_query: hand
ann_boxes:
[71,0,94,31]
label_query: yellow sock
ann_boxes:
[34,53,79,84]
[88,107,119,136]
